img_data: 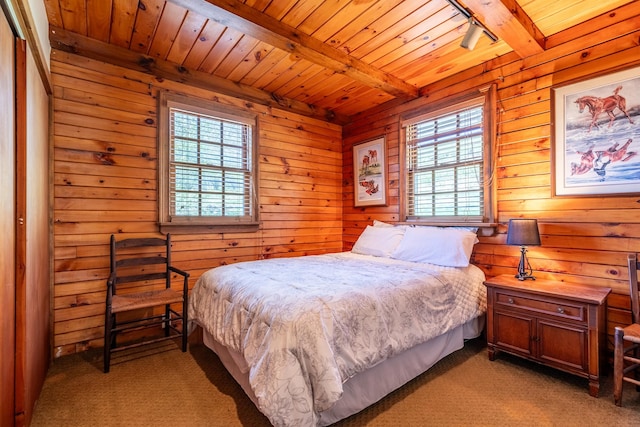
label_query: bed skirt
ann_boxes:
[201,314,485,425]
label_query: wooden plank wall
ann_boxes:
[51,50,343,357]
[342,4,640,354]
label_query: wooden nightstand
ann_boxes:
[484,274,611,397]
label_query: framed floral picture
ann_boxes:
[353,136,387,207]
[552,65,640,196]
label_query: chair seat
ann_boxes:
[622,323,640,344]
[112,288,183,313]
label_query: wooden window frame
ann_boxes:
[399,85,497,227]
[158,91,259,234]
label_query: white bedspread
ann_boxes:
[189,252,486,426]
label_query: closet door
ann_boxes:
[15,38,51,427]
[0,9,16,427]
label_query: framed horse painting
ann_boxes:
[353,136,387,207]
[552,65,640,196]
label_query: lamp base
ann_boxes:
[514,272,536,281]
[515,246,536,281]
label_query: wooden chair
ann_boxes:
[614,253,640,405]
[104,234,189,373]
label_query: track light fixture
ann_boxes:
[445,0,498,50]
[460,19,484,50]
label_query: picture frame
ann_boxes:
[353,136,387,207]
[551,65,640,197]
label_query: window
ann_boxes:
[401,87,496,224]
[159,92,258,232]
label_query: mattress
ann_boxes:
[189,252,487,426]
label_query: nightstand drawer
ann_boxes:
[496,291,585,322]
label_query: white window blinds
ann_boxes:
[169,107,254,221]
[404,104,485,221]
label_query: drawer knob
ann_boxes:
[508,298,514,304]
[557,307,565,314]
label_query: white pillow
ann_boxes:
[373,219,408,231]
[351,225,405,258]
[391,226,478,267]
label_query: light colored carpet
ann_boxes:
[31,338,640,426]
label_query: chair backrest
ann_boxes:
[109,234,172,295]
[628,253,640,324]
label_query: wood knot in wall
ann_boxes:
[95,153,115,165]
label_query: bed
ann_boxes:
[188,224,487,426]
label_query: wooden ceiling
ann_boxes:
[44,0,634,123]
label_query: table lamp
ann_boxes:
[506,219,541,281]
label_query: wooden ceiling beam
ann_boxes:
[48,26,350,124]
[461,0,545,58]
[166,0,419,100]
